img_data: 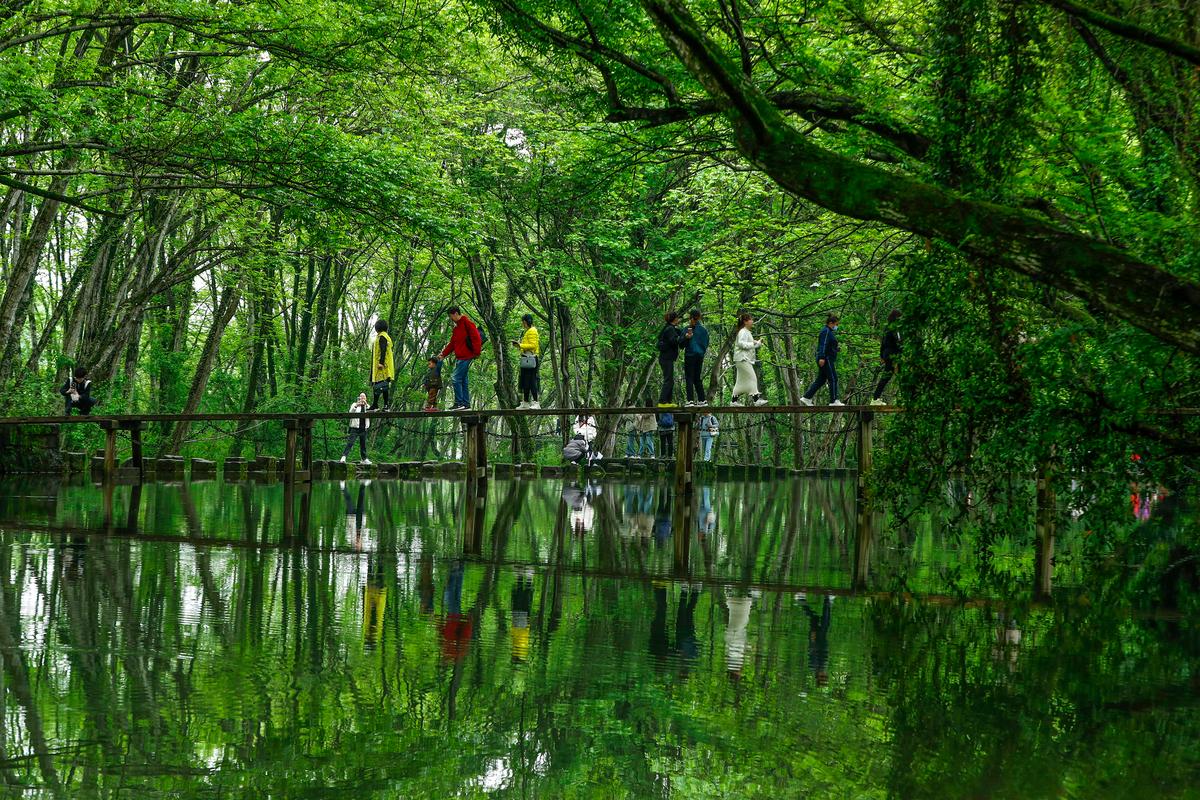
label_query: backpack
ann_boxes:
[470,324,487,356]
[659,413,674,428]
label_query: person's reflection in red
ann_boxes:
[440,560,473,662]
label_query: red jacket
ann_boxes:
[441,315,483,360]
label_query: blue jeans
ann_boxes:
[628,431,654,457]
[451,358,473,407]
[700,434,715,461]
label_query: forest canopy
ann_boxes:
[1,0,1197,514]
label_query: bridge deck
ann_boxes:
[0,404,902,426]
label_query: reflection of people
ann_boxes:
[343,481,367,549]
[511,568,534,663]
[992,612,1021,667]
[650,582,670,665]
[799,594,833,686]
[654,487,672,547]
[676,584,700,667]
[363,555,387,650]
[626,484,654,539]
[563,482,599,535]
[725,591,753,678]
[698,485,715,536]
[440,561,473,661]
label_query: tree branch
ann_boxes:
[1042,0,1200,67]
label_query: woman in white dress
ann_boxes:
[731,313,768,406]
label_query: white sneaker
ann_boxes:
[518,401,530,409]
[339,456,346,463]
[753,396,768,406]
[529,401,541,409]
[870,398,886,406]
[729,396,742,406]
[361,458,372,465]
[798,397,813,407]
[830,400,845,407]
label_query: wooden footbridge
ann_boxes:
[0,404,898,495]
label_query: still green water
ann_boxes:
[0,477,1195,798]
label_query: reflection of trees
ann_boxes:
[0,479,1195,797]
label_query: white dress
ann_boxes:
[731,328,760,398]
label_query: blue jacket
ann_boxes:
[686,323,710,357]
[816,326,840,361]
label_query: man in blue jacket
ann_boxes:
[800,314,844,407]
[683,309,710,406]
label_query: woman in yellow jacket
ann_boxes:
[371,319,395,409]
[511,313,540,409]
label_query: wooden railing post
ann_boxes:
[674,413,695,496]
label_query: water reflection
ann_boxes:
[0,477,1195,798]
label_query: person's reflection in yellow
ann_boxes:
[363,554,387,651]
[511,567,535,663]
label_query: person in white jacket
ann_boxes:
[340,392,372,464]
[731,313,768,406]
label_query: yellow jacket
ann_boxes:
[372,332,395,382]
[518,326,540,357]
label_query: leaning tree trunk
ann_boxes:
[162,283,242,455]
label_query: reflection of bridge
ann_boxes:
[0,405,896,492]
[0,472,1081,608]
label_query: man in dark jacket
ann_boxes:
[871,310,902,405]
[800,314,843,407]
[684,309,710,406]
[657,312,686,406]
[439,306,483,411]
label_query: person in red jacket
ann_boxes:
[439,305,483,410]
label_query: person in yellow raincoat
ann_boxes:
[370,319,395,409]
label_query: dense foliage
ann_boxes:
[1,1,1197,512]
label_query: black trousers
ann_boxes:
[658,355,677,404]
[684,355,706,402]
[803,359,839,402]
[342,427,367,460]
[518,366,539,401]
[659,428,675,459]
[873,357,895,400]
[371,379,391,410]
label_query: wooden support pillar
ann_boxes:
[283,419,300,485]
[856,411,874,498]
[121,420,146,481]
[852,499,877,590]
[674,413,695,496]
[672,489,693,577]
[1034,464,1055,599]
[282,479,296,541]
[463,416,487,482]
[462,478,487,556]
[99,421,118,482]
[125,482,143,533]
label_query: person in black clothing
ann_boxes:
[871,310,902,405]
[800,314,843,407]
[656,311,686,406]
[683,309,710,406]
[657,411,676,460]
[800,594,834,686]
[59,367,96,415]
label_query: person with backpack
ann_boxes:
[698,412,719,462]
[370,319,395,409]
[438,305,484,411]
[871,310,902,406]
[339,392,372,465]
[730,314,768,406]
[59,367,97,415]
[800,314,844,407]
[657,410,676,459]
[512,313,541,409]
[656,311,686,407]
[684,309,710,406]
